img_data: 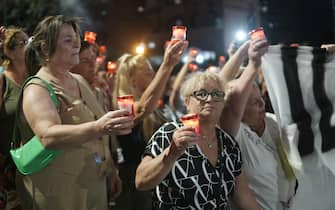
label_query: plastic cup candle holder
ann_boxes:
[219,56,225,62]
[248,27,266,40]
[188,63,198,72]
[99,45,107,54]
[181,113,200,135]
[190,48,198,56]
[117,95,135,116]
[84,31,97,44]
[171,26,187,41]
[107,61,117,75]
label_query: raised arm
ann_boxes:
[219,41,249,84]
[22,84,134,149]
[231,171,261,210]
[220,38,268,137]
[169,50,195,112]
[135,126,196,190]
[134,41,188,124]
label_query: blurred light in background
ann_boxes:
[235,30,247,42]
[135,43,146,54]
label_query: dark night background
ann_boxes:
[1,0,334,60]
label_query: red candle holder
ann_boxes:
[181,113,200,135]
[189,47,198,56]
[219,55,225,62]
[117,95,135,116]
[188,63,198,72]
[290,43,300,47]
[248,27,266,41]
[107,61,117,75]
[171,26,187,41]
[99,45,107,54]
[157,99,164,109]
[84,31,97,44]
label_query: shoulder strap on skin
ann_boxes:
[11,76,59,149]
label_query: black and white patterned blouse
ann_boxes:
[143,122,243,210]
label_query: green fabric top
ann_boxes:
[0,74,21,156]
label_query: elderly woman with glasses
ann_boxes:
[135,37,268,209]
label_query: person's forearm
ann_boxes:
[39,121,102,149]
[219,46,248,84]
[135,61,174,123]
[136,145,179,191]
[219,61,259,136]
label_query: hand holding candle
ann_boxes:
[117,95,135,116]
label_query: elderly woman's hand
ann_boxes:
[248,38,268,67]
[97,109,134,136]
[169,126,198,157]
[163,40,189,67]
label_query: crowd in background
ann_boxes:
[1,15,334,210]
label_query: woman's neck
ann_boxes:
[5,63,29,85]
[200,119,217,138]
[249,120,265,137]
[40,64,70,82]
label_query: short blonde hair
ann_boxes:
[180,71,225,99]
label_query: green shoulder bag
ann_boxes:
[10,76,62,175]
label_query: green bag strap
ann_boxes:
[11,76,59,149]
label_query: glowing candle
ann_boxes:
[190,47,198,56]
[181,113,200,135]
[107,61,117,75]
[99,45,107,54]
[248,27,266,40]
[188,63,198,72]
[171,26,187,41]
[219,55,225,62]
[84,31,97,44]
[157,99,164,109]
[117,95,135,116]
[290,43,300,47]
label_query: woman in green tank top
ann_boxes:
[0,26,29,210]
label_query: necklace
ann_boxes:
[202,135,214,149]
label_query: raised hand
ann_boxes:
[163,40,189,67]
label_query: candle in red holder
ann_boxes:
[248,27,266,40]
[181,113,200,135]
[188,63,198,72]
[117,95,135,116]
[190,47,198,56]
[171,26,187,41]
[290,43,300,47]
[99,45,107,54]
[84,31,97,44]
[219,55,225,62]
[107,61,117,75]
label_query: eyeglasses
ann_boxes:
[191,89,225,101]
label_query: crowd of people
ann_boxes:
[0,14,333,210]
